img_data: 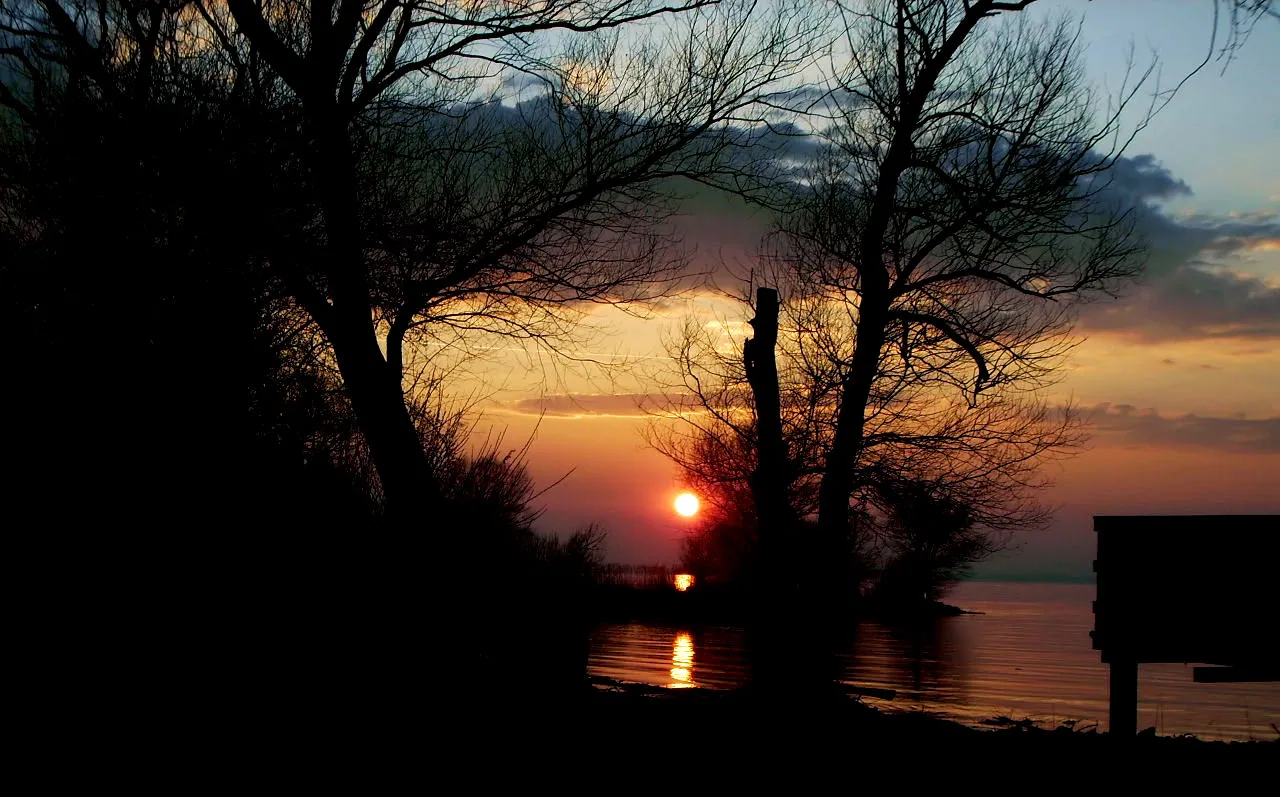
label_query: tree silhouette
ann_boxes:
[652,0,1154,607]
[781,0,1149,580]
[870,477,994,606]
[2,0,821,525]
[1,0,282,522]
[1,5,623,704]
[215,0,818,521]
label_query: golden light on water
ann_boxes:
[674,573,695,592]
[674,492,700,517]
[669,632,695,688]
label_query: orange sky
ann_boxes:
[448,191,1280,577]
[471,393,1280,576]
[457,291,1280,577]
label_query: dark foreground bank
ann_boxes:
[477,684,1278,772]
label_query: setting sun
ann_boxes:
[674,492,700,517]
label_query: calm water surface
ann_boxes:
[587,581,1280,741]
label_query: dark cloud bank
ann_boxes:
[1076,154,1280,342]
[439,90,1280,344]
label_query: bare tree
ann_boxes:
[870,478,995,605]
[781,0,1150,564]
[211,0,819,521]
[649,0,1152,604]
[651,289,1082,599]
[1,0,820,521]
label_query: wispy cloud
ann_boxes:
[1084,403,1280,454]
[1076,155,1280,343]
[499,392,702,417]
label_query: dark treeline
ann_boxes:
[0,0,690,705]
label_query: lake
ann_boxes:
[587,581,1280,741]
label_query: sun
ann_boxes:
[674,492,700,517]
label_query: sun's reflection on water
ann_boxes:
[669,632,696,688]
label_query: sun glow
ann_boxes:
[674,492,700,517]
[669,632,695,688]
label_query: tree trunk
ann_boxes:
[743,288,793,587]
[815,280,890,599]
[811,2,990,592]
[307,109,442,523]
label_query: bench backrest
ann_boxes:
[1092,515,1278,666]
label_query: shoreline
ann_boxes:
[585,675,1280,744]
[540,684,1280,761]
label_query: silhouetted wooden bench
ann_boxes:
[1092,515,1279,736]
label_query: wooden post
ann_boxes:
[744,288,792,584]
[1109,658,1138,737]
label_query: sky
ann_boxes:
[455,1,1280,578]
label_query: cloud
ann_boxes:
[1074,155,1280,342]
[436,94,1280,343]
[1082,263,1280,341]
[1243,236,1280,252]
[1103,153,1192,202]
[501,392,702,417]
[1085,403,1280,454]
[1226,210,1279,224]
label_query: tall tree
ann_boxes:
[2,0,819,522]
[651,0,1153,605]
[212,0,817,521]
[788,0,1148,565]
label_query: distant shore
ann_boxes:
[589,581,976,625]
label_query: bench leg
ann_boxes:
[1109,658,1138,737]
